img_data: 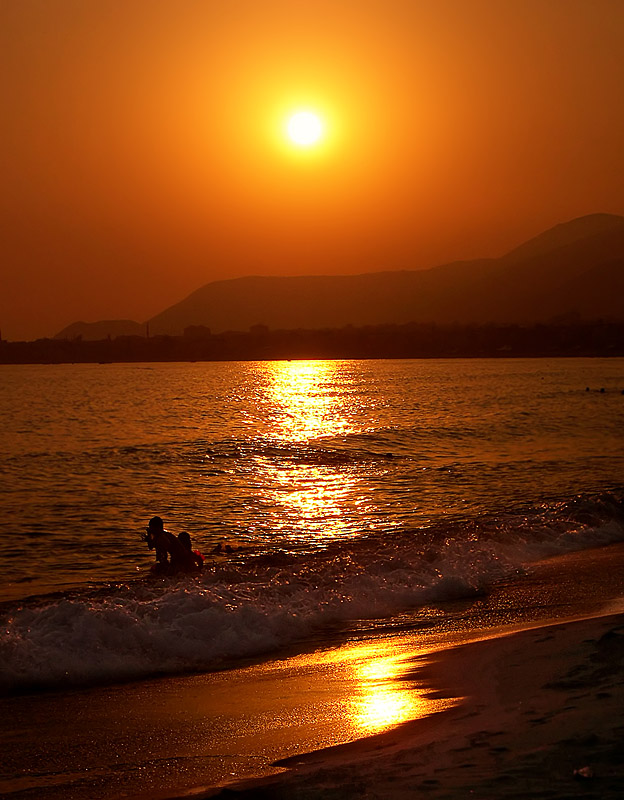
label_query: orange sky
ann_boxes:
[2,0,624,340]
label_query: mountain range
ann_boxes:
[56,213,624,340]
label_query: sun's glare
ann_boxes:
[287,111,324,146]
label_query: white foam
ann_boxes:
[1,505,623,692]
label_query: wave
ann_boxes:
[2,435,395,475]
[1,492,623,694]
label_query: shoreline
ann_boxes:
[3,333,624,366]
[201,611,624,800]
[3,543,624,800]
[163,543,624,800]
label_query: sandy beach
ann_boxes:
[199,613,624,800]
[169,543,624,800]
[3,543,624,800]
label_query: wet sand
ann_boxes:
[204,612,624,800]
[2,543,624,800]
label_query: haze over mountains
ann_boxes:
[56,213,624,341]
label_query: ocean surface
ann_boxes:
[1,358,623,693]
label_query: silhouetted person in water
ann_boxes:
[145,516,168,568]
[178,531,192,550]
[145,516,202,574]
[178,530,205,569]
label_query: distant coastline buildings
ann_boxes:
[2,319,623,364]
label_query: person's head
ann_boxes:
[148,516,164,533]
[178,531,192,550]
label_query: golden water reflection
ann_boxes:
[265,360,351,441]
[257,361,363,542]
[261,462,361,539]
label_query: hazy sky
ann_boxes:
[2,0,624,340]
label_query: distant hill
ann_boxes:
[55,319,145,341]
[55,213,624,340]
[502,212,624,263]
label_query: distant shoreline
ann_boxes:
[2,320,624,364]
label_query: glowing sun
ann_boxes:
[287,111,324,146]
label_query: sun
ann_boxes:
[287,111,324,147]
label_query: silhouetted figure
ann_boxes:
[144,516,202,574]
[145,516,169,569]
[178,530,192,550]
[178,530,204,569]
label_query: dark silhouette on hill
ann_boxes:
[55,319,145,341]
[146,213,624,335]
[51,213,624,342]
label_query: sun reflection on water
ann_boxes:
[255,361,363,543]
[265,360,351,441]
[261,462,359,538]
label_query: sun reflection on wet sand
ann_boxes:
[290,637,458,738]
[346,643,451,734]
[354,653,416,732]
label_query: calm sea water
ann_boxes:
[1,358,623,691]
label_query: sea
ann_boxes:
[1,357,623,694]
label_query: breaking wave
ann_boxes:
[2,492,622,693]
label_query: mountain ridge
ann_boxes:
[55,213,624,340]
